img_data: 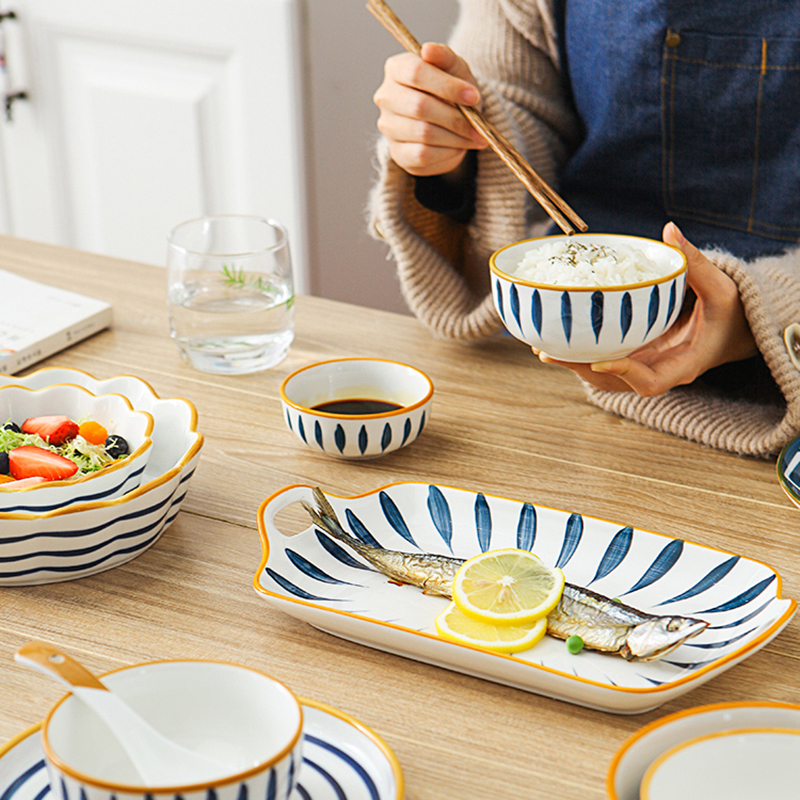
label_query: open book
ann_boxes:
[0,269,113,375]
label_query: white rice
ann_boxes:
[510,240,665,287]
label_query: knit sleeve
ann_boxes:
[367,0,580,340]
[583,248,800,458]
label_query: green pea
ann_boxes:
[566,635,584,654]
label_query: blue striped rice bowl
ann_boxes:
[490,233,687,363]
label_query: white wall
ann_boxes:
[304,0,458,314]
[0,0,460,314]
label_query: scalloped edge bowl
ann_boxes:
[0,367,203,586]
[0,383,154,511]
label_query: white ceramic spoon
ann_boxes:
[15,642,230,787]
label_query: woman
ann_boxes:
[368,0,800,457]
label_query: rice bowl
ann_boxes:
[490,233,687,363]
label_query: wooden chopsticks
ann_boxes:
[366,0,588,235]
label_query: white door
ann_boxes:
[0,0,310,290]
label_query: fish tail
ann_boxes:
[302,487,361,550]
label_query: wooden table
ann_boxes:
[0,235,798,799]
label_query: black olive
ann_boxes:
[105,435,129,459]
[1,421,21,433]
[0,452,8,474]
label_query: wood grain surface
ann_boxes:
[0,234,798,799]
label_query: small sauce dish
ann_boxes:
[280,358,433,459]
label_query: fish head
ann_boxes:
[621,616,708,662]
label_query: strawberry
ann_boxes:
[8,445,79,481]
[21,415,79,446]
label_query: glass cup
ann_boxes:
[167,215,294,374]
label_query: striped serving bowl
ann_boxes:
[0,367,203,586]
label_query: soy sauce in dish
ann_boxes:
[311,399,404,415]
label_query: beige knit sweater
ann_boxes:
[367,0,800,458]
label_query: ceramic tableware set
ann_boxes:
[0,365,403,800]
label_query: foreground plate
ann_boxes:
[608,701,800,800]
[0,699,403,800]
[254,483,795,714]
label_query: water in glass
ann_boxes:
[167,216,294,374]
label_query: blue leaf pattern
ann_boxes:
[314,529,372,570]
[685,627,757,649]
[707,599,773,630]
[334,424,346,454]
[427,485,453,551]
[298,416,307,444]
[532,290,542,336]
[555,514,583,569]
[699,574,776,614]
[381,423,392,451]
[620,292,633,341]
[646,285,659,336]
[401,418,412,446]
[345,510,382,547]
[591,291,604,343]
[379,491,417,547]
[589,527,633,584]
[286,549,359,586]
[510,283,521,330]
[516,503,536,551]
[358,425,368,455]
[495,279,505,322]
[265,568,338,602]
[314,421,323,449]
[665,280,677,330]
[474,494,492,552]
[560,292,572,343]
[656,556,739,605]
[624,539,683,594]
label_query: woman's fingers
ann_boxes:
[545,222,757,397]
[662,221,756,364]
[376,84,483,146]
[374,43,487,176]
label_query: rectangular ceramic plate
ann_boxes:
[254,483,795,714]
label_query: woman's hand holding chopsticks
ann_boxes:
[374,42,489,178]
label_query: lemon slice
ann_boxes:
[435,601,548,653]
[452,548,565,625]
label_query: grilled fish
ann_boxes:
[303,488,708,661]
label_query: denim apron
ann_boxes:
[554,0,800,260]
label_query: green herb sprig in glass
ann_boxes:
[220,264,274,293]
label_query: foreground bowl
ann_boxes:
[43,660,303,800]
[280,358,433,459]
[490,233,687,362]
[0,383,154,512]
[0,368,203,586]
[607,701,800,800]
